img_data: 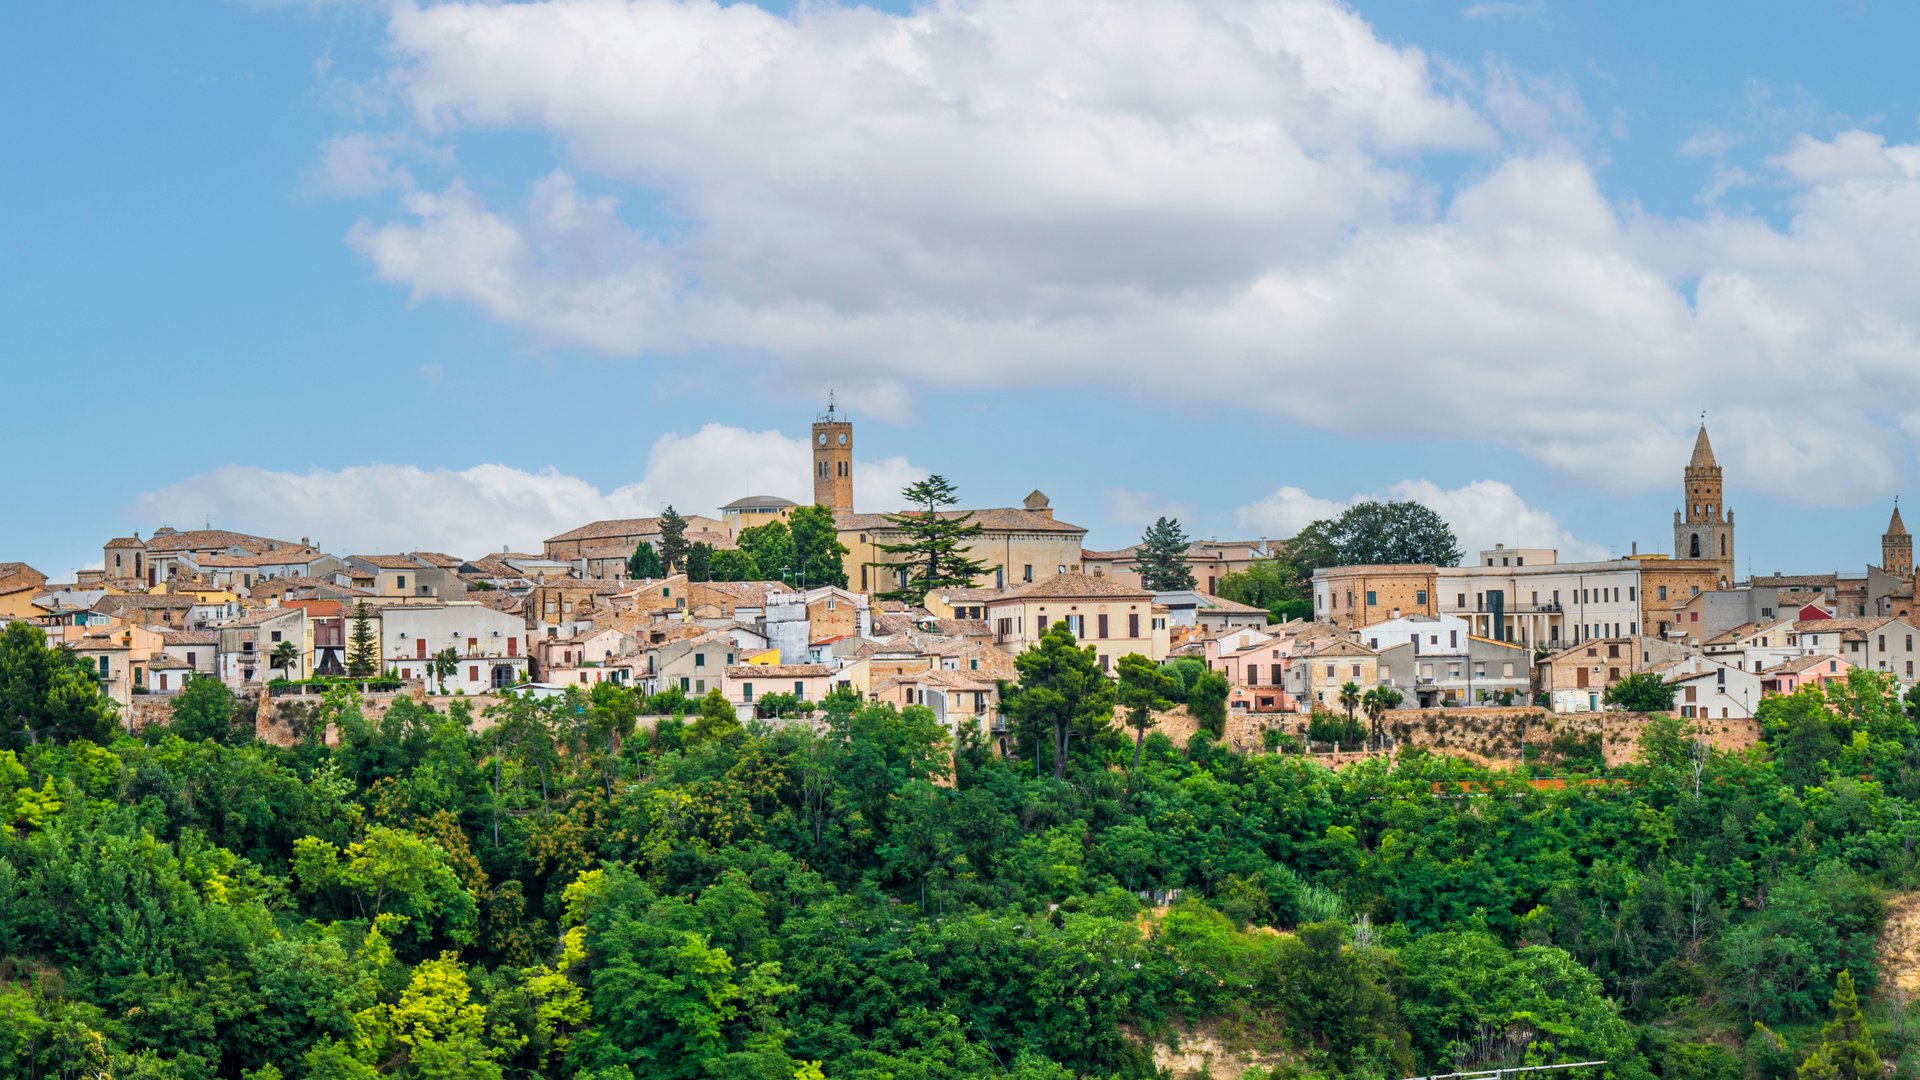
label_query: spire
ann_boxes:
[1890,499,1908,537]
[1688,421,1717,471]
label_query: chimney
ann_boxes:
[1631,541,1637,556]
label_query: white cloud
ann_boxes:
[1233,479,1601,560]
[1462,1,1544,19]
[1677,125,1737,158]
[1768,130,1917,185]
[1102,488,1197,532]
[323,0,1920,504]
[309,132,415,197]
[128,424,925,557]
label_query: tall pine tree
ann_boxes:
[1797,970,1880,1080]
[876,476,989,606]
[1135,516,1196,591]
[657,506,690,573]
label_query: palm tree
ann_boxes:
[270,640,299,683]
[1337,681,1362,726]
[1363,686,1404,749]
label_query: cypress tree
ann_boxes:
[346,601,379,678]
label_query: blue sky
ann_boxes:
[7,0,1920,580]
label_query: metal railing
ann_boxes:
[1405,1061,1606,1080]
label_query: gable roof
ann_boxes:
[996,571,1152,602]
[834,507,1086,534]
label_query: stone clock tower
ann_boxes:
[812,396,853,513]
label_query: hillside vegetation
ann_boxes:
[2,622,1918,1079]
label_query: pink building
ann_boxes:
[1205,624,1306,713]
[1759,654,1853,696]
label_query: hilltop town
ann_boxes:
[3,404,1907,749]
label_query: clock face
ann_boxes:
[837,432,848,446]
[818,433,828,446]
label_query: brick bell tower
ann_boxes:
[1673,418,1734,582]
[1884,501,1912,578]
[811,394,853,513]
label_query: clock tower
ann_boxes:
[812,396,853,513]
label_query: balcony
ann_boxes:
[1456,602,1563,614]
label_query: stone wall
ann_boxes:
[1150,705,1759,769]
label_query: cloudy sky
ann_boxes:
[8,0,1920,577]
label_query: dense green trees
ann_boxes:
[626,541,664,580]
[702,506,852,588]
[1605,672,1677,712]
[9,634,1920,1077]
[0,620,116,749]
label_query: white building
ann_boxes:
[379,602,529,693]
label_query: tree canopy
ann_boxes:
[1135,516,1196,592]
[2,625,1917,1079]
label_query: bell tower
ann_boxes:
[1884,501,1912,577]
[811,395,853,513]
[1672,419,1734,580]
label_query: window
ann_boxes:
[270,630,282,643]
[396,576,407,590]
[1097,614,1109,638]
[1502,662,1514,677]
[695,653,706,667]
[742,682,754,701]
[186,652,195,665]
[1608,644,1620,658]
[1657,585,1667,600]
[1248,666,1258,685]
[1457,593,1466,608]
[1271,663,1283,683]
[1366,591,1377,606]
[1350,664,1361,677]
[1517,557,1525,566]
[680,677,690,691]
[695,679,706,693]
[469,666,478,682]
[1416,590,1427,605]
[1099,654,1111,672]
[794,681,806,699]
[1629,587,1637,600]
[1129,613,1140,637]
[1325,664,1335,678]
[1023,564,1033,583]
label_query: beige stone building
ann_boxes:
[838,492,1089,596]
[543,515,728,580]
[981,572,1168,670]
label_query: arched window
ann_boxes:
[1690,533,1701,558]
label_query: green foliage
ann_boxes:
[1796,970,1880,1080]
[1136,516,1197,591]
[626,541,664,580]
[346,601,378,678]
[1001,623,1116,780]
[789,504,851,589]
[0,620,117,750]
[1188,669,1229,739]
[658,505,690,574]
[1117,652,1174,770]
[1324,500,1463,567]
[1217,554,1316,623]
[1604,672,1676,713]
[684,542,716,583]
[875,475,991,605]
[165,674,247,745]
